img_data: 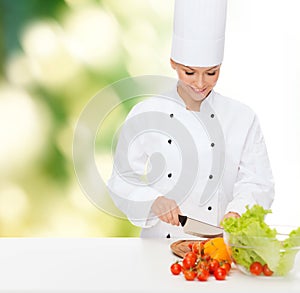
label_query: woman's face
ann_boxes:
[170,59,221,101]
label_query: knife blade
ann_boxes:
[178,215,223,238]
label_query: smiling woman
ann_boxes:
[0,0,299,237]
[107,0,275,239]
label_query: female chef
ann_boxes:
[107,0,274,238]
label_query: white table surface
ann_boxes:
[0,238,299,293]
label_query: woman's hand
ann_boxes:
[151,196,182,226]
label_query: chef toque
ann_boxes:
[171,0,227,67]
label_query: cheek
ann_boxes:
[208,79,217,87]
[207,74,219,87]
[177,71,192,84]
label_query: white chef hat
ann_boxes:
[171,0,227,67]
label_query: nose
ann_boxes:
[194,74,205,89]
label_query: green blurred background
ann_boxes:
[0,0,174,237]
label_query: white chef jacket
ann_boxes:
[107,88,274,238]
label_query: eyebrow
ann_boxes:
[184,65,219,71]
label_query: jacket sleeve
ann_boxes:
[107,107,161,228]
[225,115,275,215]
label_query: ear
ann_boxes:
[170,58,177,70]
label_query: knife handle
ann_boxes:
[178,215,187,227]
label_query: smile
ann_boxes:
[191,87,206,94]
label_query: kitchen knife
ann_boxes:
[178,215,223,238]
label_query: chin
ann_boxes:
[193,91,207,101]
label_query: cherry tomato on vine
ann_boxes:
[250,262,263,276]
[182,252,197,269]
[183,269,197,281]
[220,261,231,274]
[209,259,220,274]
[197,260,209,271]
[192,242,201,255]
[183,257,195,269]
[170,262,182,275]
[197,268,210,281]
[214,267,227,280]
[201,254,211,262]
[184,252,197,261]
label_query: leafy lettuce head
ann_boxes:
[222,205,300,276]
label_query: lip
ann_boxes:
[191,86,206,94]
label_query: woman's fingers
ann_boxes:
[159,210,178,226]
[170,206,182,226]
[151,196,181,226]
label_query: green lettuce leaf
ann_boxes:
[222,205,300,276]
[276,227,300,275]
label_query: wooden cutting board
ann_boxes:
[170,240,196,258]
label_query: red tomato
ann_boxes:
[182,252,197,269]
[208,259,220,274]
[201,253,211,262]
[188,242,194,250]
[192,242,201,255]
[184,252,197,261]
[197,260,209,271]
[184,269,197,281]
[170,262,182,275]
[250,262,263,276]
[220,261,231,274]
[214,267,227,280]
[183,257,196,270]
[197,268,210,281]
[263,264,273,276]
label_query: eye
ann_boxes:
[207,71,216,76]
[185,71,194,76]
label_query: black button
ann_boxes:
[210,114,215,118]
[168,173,172,178]
[166,234,171,238]
[170,113,174,118]
[209,175,213,179]
[211,143,215,147]
[208,206,212,211]
[168,139,172,144]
